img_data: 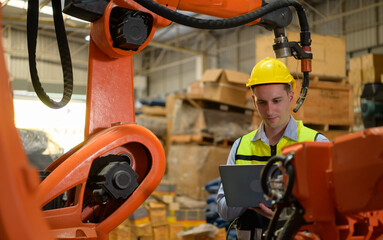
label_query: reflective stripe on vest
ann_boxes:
[235,120,318,165]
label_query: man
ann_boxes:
[216,57,328,240]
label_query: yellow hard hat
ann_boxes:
[246,57,296,90]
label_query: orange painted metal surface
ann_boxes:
[84,40,136,137]
[281,127,383,240]
[0,9,53,240]
[90,0,178,59]
[40,123,165,239]
[178,0,262,25]
[330,127,383,214]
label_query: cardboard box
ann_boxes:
[187,82,204,95]
[131,222,153,237]
[361,54,383,83]
[188,69,250,107]
[109,227,120,240]
[139,105,167,116]
[129,206,153,237]
[348,70,363,107]
[173,209,206,222]
[256,31,346,78]
[129,205,150,225]
[147,202,168,227]
[109,223,132,240]
[152,180,177,198]
[169,223,185,240]
[349,56,362,71]
[153,225,170,240]
[167,144,230,200]
[292,80,354,126]
[168,209,206,229]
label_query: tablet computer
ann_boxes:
[219,164,272,207]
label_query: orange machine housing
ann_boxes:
[0,0,264,239]
[281,127,383,240]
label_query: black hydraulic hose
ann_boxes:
[276,207,305,240]
[260,154,296,201]
[133,0,309,31]
[264,206,284,240]
[293,72,309,113]
[281,163,295,202]
[27,0,73,109]
[260,155,285,198]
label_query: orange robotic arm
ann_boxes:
[1,0,313,240]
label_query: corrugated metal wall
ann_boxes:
[5,26,88,95]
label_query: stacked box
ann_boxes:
[256,31,346,78]
[348,54,383,108]
[152,179,176,198]
[109,219,132,240]
[167,144,230,200]
[172,209,206,229]
[187,69,251,108]
[291,80,354,127]
[348,56,363,107]
[137,104,167,140]
[361,54,383,83]
[129,205,153,238]
[169,223,185,240]
[147,202,168,227]
[153,225,169,240]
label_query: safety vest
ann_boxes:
[235,120,319,165]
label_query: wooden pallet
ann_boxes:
[182,94,254,114]
[305,123,353,134]
[293,73,347,84]
[169,134,235,147]
[321,130,352,141]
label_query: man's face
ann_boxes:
[252,84,294,131]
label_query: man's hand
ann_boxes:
[249,202,273,219]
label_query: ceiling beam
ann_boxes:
[300,0,327,19]
[1,0,10,8]
[312,1,383,26]
[39,0,50,9]
[149,41,203,55]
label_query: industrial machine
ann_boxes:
[261,127,383,240]
[360,83,383,128]
[1,0,382,239]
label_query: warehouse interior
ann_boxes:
[1,0,383,239]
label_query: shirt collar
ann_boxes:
[251,115,298,144]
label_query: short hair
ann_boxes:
[251,83,292,94]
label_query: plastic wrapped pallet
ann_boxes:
[136,114,167,138]
[171,99,253,141]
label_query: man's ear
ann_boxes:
[288,91,294,105]
[251,94,257,108]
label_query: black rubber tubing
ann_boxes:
[27,0,73,109]
[133,0,309,31]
